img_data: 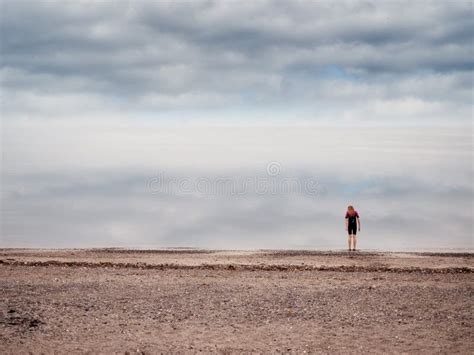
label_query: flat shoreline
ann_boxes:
[1,248,472,272]
[1,249,473,353]
[0,247,474,257]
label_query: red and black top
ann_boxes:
[345,211,359,227]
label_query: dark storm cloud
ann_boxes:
[1,0,472,121]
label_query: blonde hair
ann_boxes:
[347,205,355,211]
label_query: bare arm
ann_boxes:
[345,218,348,229]
[357,217,361,231]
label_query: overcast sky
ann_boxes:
[1,1,472,250]
[2,0,472,125]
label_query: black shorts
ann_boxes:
[348,224,357,235]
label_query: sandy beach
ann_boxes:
[1,249,473,354]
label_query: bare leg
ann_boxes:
[353,236,357,251]
[348,235,352,250]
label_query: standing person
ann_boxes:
[345,205,361,251]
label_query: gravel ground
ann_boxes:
[1,250,473,354]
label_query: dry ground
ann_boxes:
[1,249,472,354]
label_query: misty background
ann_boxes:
[1,1,472,250]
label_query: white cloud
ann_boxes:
[1,0,471,124]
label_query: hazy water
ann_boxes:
[1,124,472,251]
